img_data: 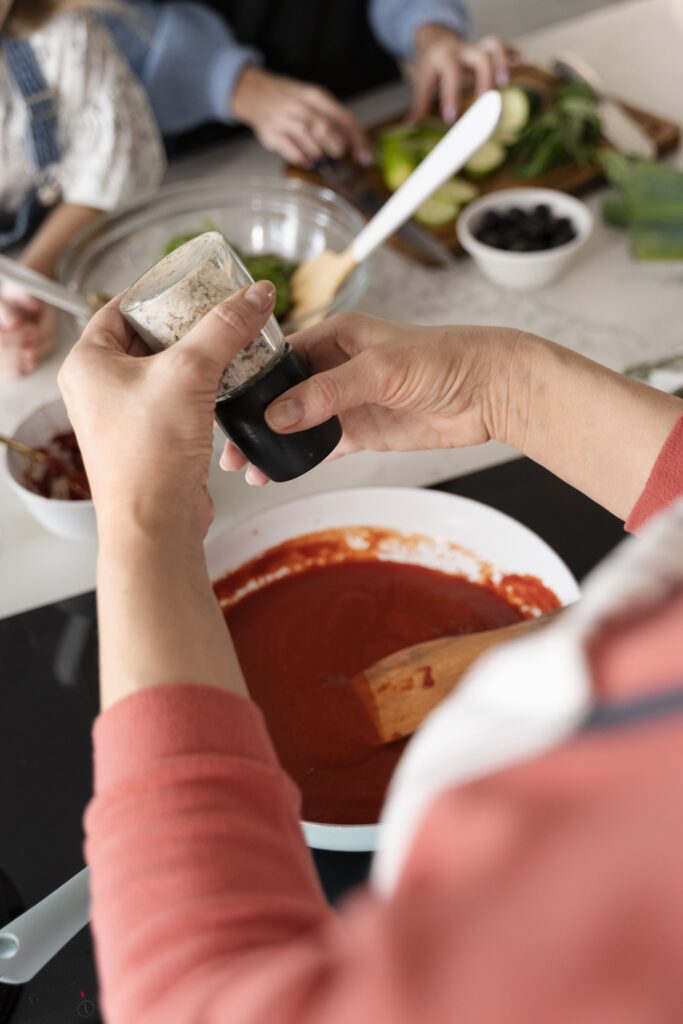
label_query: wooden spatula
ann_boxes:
[290,90,503,324]
[351,609,562,746]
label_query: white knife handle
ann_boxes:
[350,90,502,264]
[597,98,656,159]
[0,868,90,984]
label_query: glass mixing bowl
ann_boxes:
[59,177,370,332]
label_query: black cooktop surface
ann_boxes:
[0,457,625,1021]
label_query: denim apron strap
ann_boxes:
[3,37,60,170]
[0,37,61,250]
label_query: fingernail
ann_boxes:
[443,104,457,123]
[244,280,275,312]
[358,149,373,167]
[219,451,230,471]
[496,69,510,86]
[266,398,304,431]
[245,465,267,486]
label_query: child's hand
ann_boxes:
[0,282,55,379]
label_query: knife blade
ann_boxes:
[315,158,454,267]
[553,52,656,159]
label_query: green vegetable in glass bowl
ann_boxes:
[161,224,298,320]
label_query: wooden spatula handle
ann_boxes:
[358,610,560,745]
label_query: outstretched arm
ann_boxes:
[220,315,683,521]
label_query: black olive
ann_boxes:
[475,229,499,246]
[481,211,501,231]
[524,221,544,241]
[474,205,577,252]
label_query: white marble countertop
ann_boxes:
[1,0,682,619]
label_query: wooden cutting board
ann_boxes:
[287,65,681,263]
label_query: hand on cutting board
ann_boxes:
[0,280,55,379]
[411,24,523,122]
[231,66,372,167]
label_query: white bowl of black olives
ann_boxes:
[457,188,593,290]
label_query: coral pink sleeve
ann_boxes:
[85,685,337,1024]
[87,684,443,1024]
[625,412,683,531]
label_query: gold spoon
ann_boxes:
[0,433,91,500]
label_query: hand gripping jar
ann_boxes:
[120,231,342,481]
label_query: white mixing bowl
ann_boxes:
[206,486,580,852]
[4,396,96,542]
[457,187,593,290]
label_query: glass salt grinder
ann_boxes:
[120,231,342,481]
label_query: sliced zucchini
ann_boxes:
[377,121,418,144]
[464,139,507,179]
[414,193,460,227]
[439,177,478,205]
[381,150,419,191]
[495,86,532,144]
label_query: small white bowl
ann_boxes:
[457,187,593,290]
[4,396,96,542]
[205,486,580,852]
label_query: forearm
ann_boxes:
[138,3,262,131]
[21,203,101,277]
[370,0,470,58]
[97,520,247,710]
[503,333,683,521]
[90,526,335,1024]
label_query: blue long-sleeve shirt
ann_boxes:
[101,0,470,136]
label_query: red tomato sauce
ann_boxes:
[22,430,90,500]
[215,532,560,825]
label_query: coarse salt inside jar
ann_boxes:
[120,231,284,399]
[120,231,342,482]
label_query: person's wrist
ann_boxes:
[478,328,536,451]
[231,64,268,124]
[95,486,209,552]
[414,22,461,55]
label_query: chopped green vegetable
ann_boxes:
[414,195,460,226]
[160,228,299,319]
[494,85,537,144]
[602,195,630,228]
[511,80,601,178]
[464,139,507,179]
[381,149,419,191]
[376,118,446,192]
[241,252,297,318]
[598,151,683,260]
[161,218,220,256]
[376,120,478,224]
[438,178,479,204]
